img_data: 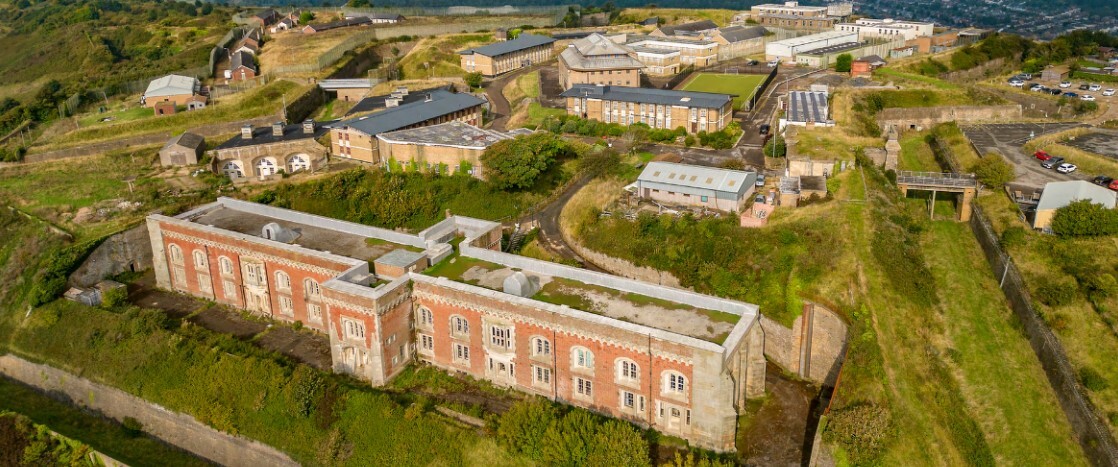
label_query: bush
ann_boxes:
[1035,278,1076,307]
[499,399,650,466]
[884,169,897,185]
[824,403,891,464]
[481,133,575,190]
[496,398,556,460]
[98,286,128,310]
[971,153,1014,188]
[763,136,785,158]
[1079,367,1109,391]
[464,72,483,89]
[999,226,1027,248]
[835,53,853,72]
[1051,199,1118,236]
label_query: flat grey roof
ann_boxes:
[561,84,732,109]
[214,122,328,150]
[190,206,397,261]
[1038,181,1117,211]
[376,249,427,267]
[458,33,555,57]
[638,161,756,196]
[787,91,829,123]
[376,121,512,149]
[799,41,862,56]
[334,89,485,136]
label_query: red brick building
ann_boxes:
[147,198,767,450]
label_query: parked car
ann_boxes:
[756,174,766,187]
[1041,156,1065,169]
[747,59,759,66]
[1089,84,1103,91]
[1030,84,1047,92]
[1082,94,1096,101]
[1105,89,1116,96]
[1110,180,1118,191]
[1009,80,1024,87]
[1079,83,1091,90]
[1048,88,1063,95]
[759,124,770,135]
[1093,175,1114,186]
[1059,81,1072,88]
[1018,73,1033,80]
[1064,92,1079,98]
[1056,163,1078,174]
[1035,150,1052,160]
[767,59,779,67]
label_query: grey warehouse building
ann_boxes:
[633,161,757,212]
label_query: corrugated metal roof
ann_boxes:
[561,84,733,109]
[144,74,199,98]
[637,162,756,196]
[458,34,555,57]
[787,91,829,123]
[334,90,485,136]
[657,20,718,36]
[1037,181,1117,211]
[717,26,767,43]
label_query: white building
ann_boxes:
[835,18,935,41]
[780,91,833,129]
[765,30,858,62]
[633,161,757,212]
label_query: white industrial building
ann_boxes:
[633,161,757,212]
[765,30,858,62]
[835,18,935,41]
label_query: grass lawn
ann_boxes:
[76,106,154,128]
[899,132,941,172]
[524,102,567,128]
[398,33,492,80]
[681,73,768,110]
[873,67,960,90]
[503,71,540,107]
[0,378,207,466]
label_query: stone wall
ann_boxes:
[0,355,297,467]
[759,303,847,386]
[69,224,152,287]
[567,239,683,287]
[877,105,1022,132]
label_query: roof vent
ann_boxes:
[302,119,315,134]
[424,94,433,103]
[241,125,253,139]
[261,222,299,243]
[386,97,400,108]
[680,97,691,102]
[271,122,284,137]
[503,272,538,297]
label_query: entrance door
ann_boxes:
[256,158,277,176]
[289,154,311,173]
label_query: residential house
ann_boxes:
[1033,181,1117,231]
[377,121,523,177]
[229,51,257,82]
[159,132,205,167]
[635,161,757,211]
[561,84,734,134]
[458,34,556,76]
[558,33,645,90]
[641,17,660,26]
[346,13,404,24]
[270,17,298,33]
[249,9,279,27]
[141,74,201,108]
[232,37,260,56]
[330,89,485,164]
[210,120,328,179]
[146,197,767,452]
[303,16,372,34]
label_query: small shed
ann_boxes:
[373,249,429,278]
[1041,65,1070,82]
[159,132,205,166]
[154,101,176,116]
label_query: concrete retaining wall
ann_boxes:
[0,355,297,467]
[759,303,847,386]
[877,105,1022,132]
[567,239,683,287]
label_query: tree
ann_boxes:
[835,53,853,73]
[584,420,650,467]
[540,410,598,465]
[764,136,785,158]
[299,11,315,23]
[496,398,557,460]
[347,0,371,6]
[464,72,483,89]
[971,153,1014,188]
[481,133,572,190]
[1051,199,1118,237]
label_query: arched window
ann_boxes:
[304,278,321,297]
[617,359,639,382]
[275,271,291,291]
[193,250,208,269]
[571,347,594,370]
[450,315,469,335]
[664,372,687,395]
[417,307,433,326]
[219,256,234,275]
[531,337,551,357]
[168,244,184,265]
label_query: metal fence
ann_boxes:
[747,65,779,111]
[969,204,1118,466]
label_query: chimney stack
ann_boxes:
[302,119,315,134]
[271,122,284,137]
[424,93,432,103]
[241,124,253,139]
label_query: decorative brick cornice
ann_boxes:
[412,288,693,365]
[163,230,339,277]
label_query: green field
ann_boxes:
[681,73,768,110]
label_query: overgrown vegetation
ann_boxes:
[496,398,650,466]
[481,132,578,190]
[1052,199,1118,237]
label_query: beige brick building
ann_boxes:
[561,84,734,134]
[329,89,485,164]
[146,197,768,451]
[459,34,556,77]
[750,1,850,31]
[376,122,524,177]
[558,33,645,90]
[612,34,720,68]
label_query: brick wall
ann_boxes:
[566,97,732,133]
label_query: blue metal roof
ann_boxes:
[458,34,555,58]
[333,90,485,136]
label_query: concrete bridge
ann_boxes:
[896,171,978,221]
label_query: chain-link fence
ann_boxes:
[969,204,1118,465]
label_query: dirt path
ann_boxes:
[521,174,604,270]
[739,363,819,465]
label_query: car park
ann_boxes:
[1035,150,1051,160]
[1079,84,1091,90]
[1105,89,1116,96]
[1059,81,1072,88]
[1089,84,1103,91]
[1041,156,1065,169]
[1082,94,1096,101]
[1094,175,1114,186]
[1057,163,1078,174]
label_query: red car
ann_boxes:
[1111,180,1118,192]
[1034,150,1051,161]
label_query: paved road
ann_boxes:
[961,122,1089,188]
[521,174,603,271]
[483,66,540,131]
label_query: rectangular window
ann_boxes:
[279,295,294,316]
[490,326,511,349]
[197,273,212,295]
[343,318,365,341]
[454,343,470,362]
[223,279,237,299]
[534,366,551,385]
[575,377,593,397]
[308,304,323,322]
[420,334,434,351]
[701,196,708,202]
[622,391,635,408]
[172,266,186,288]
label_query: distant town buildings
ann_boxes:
[458,34,556,76]
[561,84,734,134]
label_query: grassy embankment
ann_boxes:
[398,33,492,79]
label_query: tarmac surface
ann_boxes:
[1064,129,1118,159]
[960,122,1088,188]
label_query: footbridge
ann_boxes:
[896,171,978,221]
